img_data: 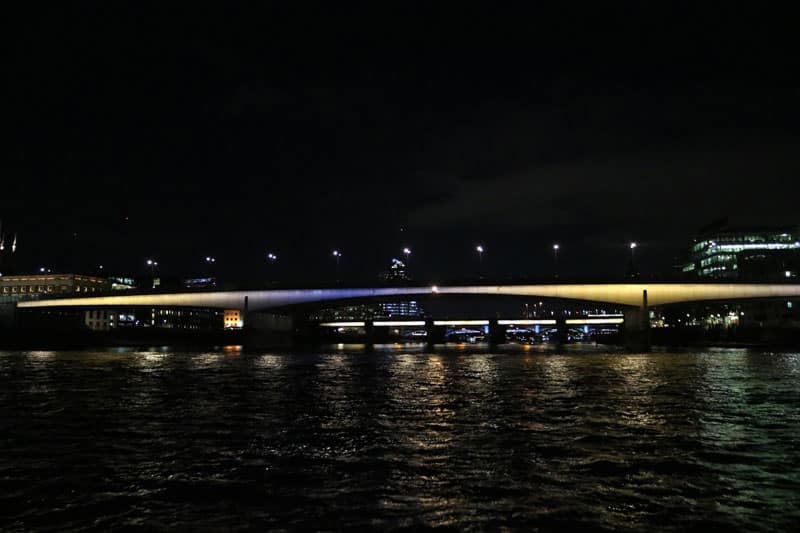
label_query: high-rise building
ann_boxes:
[681,220,800,280]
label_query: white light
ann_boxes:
[476,245,484,253]
[403,247,411,255]
[146,260,153,265]
[630,242,637,249]
[566,318,625,324]
[431,285,439,293]
[39,267,45,272]
[332,250,340,257]
[434,320,489,326]
[320,321,365,327]
[373,320,426,327]
[497,319,557,325]
[786,271,792,278]
[553,244,559,250]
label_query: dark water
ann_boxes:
[1,344,799,531]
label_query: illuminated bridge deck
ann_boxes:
[15,283,800,311]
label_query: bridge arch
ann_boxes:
[16,283,800,312]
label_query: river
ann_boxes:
[1,344,799,531]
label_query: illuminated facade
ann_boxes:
[310,300,425,321]
[0,274,111,302]
[380,258,409,281]
[682,225,800,280]
[224,309,243,329]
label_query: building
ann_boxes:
[681,220,800,280]
[224,309,243,329]
[309,300,425,322]
[182,277,217,289]
[0,273,111,302]
[380,258,409,281]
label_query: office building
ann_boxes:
[681,220,800,280]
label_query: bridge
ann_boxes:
[16,282,800,349]
[15,282,800,311]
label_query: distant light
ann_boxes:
[476,245,484,253]
[786,271,792,278]
[431,285,439,293]
[553,243,559,250]
[403,247,411,255]
[39,267,45,272]
[332,250,341,257]
[99,265,104,270]
[630,242,637,249]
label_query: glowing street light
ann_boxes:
[553,243,560,279]
[332,250,342,281]
[629,242,638,279]
[146,259,158,275]
[476,245,485,278]
[266,252,277,262]
[205,256,216,263]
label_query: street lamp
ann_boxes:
[403,247,411,266]
[146,259,158,275]
[476,245,484,278]
[205,256,216,264]
[266,252,277,262]
[553,244,560,279]
[332,250,342,281]
[629,242,638,279]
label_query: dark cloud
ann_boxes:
[409,133,800,235]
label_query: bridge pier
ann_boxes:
[425,317,446,346]
[243,311,295,348]
[555,316,569,346]
[488,318,506,346]
[623,290,650,351]
[364,319,375,348]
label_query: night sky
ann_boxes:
[4,4,799,285]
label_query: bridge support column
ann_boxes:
[555,316,569,345]
[364,319,375,348]
[425,318,445,346]
[623,290,650,351]
[488,318,505,346]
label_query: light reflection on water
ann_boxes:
[1,346,799,531]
